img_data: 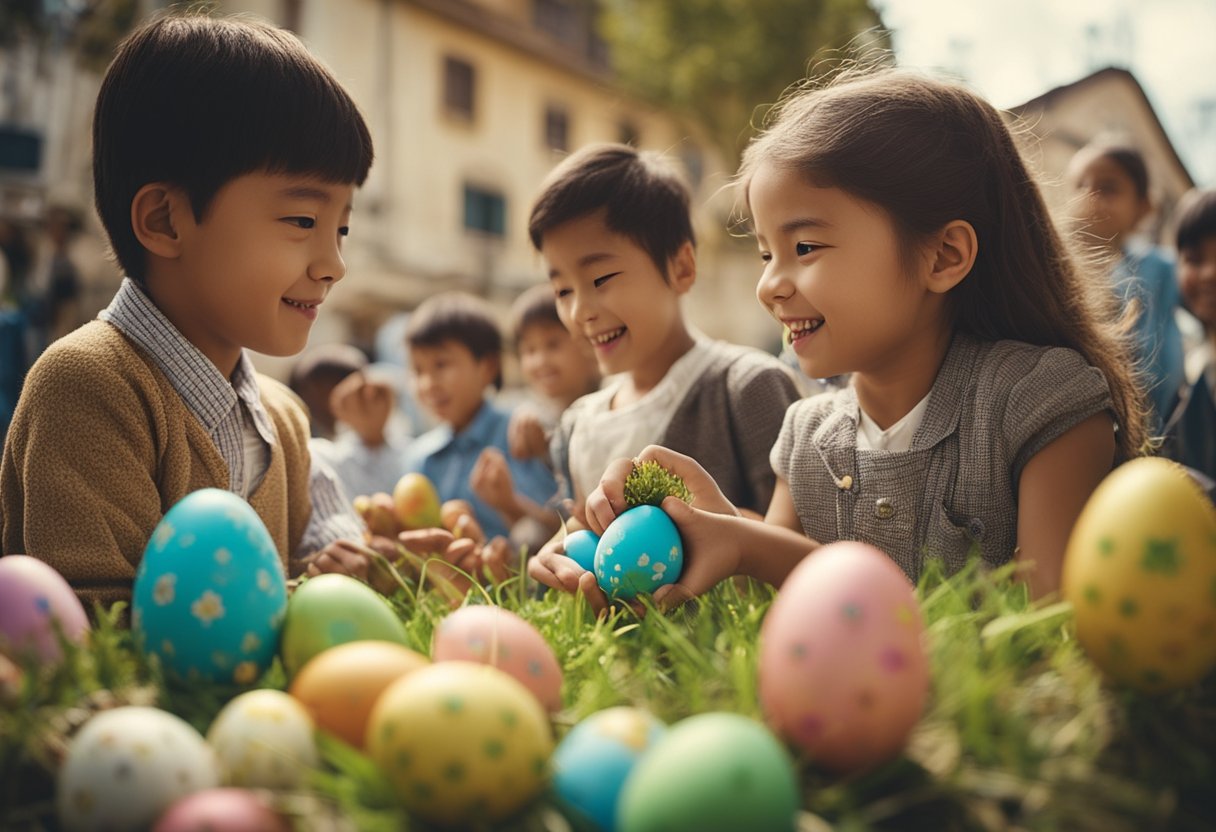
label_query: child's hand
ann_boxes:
[330,370,394,448]
[507,410,549,460]
[584,445,740,535]
[649,499,746,610]
[303,536,403,597]
[470,448,519,517]
[527,534,614,615]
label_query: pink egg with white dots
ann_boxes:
[431,605,563,712]
[0,555,89,663]
[758,541,929,773]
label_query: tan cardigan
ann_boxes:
[0,321,312,610]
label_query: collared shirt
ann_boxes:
[404,400,558,540]
[99,279,362,556]
[771,333,1114,580]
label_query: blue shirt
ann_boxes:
[1113,245,1185,429]
[404,400,558,540]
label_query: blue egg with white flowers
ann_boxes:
[564,529,600,572]
[593,505,683,600]
[133,488,287,684]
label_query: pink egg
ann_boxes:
[758,542,929,773]
[431,605,563,711]
[0,555,89,663]
[152,788,290,832]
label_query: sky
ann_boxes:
[876,0,1216,186]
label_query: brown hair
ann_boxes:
[528,143,695,280]
[1070,141,1150,200]
[510,283,563,349]
[738,69,1147,458]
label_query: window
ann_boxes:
[544,105,569,152]
[618,119,640,147]
[534,0,577,45]
[464,185,506,236]
[443,56,476,121]
[0,127,42,173]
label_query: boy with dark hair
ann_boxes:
[403,292,559,541]
[1163,188,1216,488]
[0,13,378,605]
[525,143,802,608]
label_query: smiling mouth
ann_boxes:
[283,298,319,310]
[787,318,824,341]
[590,327,626,346]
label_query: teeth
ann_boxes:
[591,327,625,345]
[284,299,314,309]
[788,319,823,334]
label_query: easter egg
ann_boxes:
[279,573,409,677]
[0,555,89,663]
[367,661,554,827]
[552,707,667,831]
[617,712,799,832]
[206,689,318,788]
[432,605,563,711]
[289,640,429,748]
[758,541,928,773]
[152,788,290,832]
[594,506,683,600]
[394,472,443,530]
[563,529,599,572]
[57,706,220,832]
[1063,457,1216,693]
[132,489,287,684]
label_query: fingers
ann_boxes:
[585,456,637,535]
[481,536,513,584]
[398,528,455,555]
[576,569,611,616]
[303,541,370,583]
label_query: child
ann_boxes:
[525,143,803,575]
[1162,188,1216,487]
[289,343,405,500]
[0,13,380,607]
[505,283,601,462]
[401,291,559,542]
[1068,141,1185,430]
[537,71,1148,611]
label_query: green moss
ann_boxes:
[622,459,693,508]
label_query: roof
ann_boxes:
[1010,66,1194,189]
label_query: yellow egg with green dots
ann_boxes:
[1063,457,1216,693]
[366,661,554,826]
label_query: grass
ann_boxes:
[1,560,1213,831]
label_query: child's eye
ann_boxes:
[593,271,621,288]
[555,287,572,299]
[795,241,818,256]
[759,251,772,263]
[283,217,315,229]
[338,226,350,237]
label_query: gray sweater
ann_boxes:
[771,333,1114,580]
[553,340,802,515]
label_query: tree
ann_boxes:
[598,0,888,163]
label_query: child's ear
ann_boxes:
[925,220,978,294]
[667,241,697,295]
[131,183,186,259]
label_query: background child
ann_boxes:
[524,143,802,588]
[1162,188,1216,488]
[545,70,1148,612]
[0,13,380,606]
[402,291,559,543]
[1068,141,1185,431]
[289,342,405,500]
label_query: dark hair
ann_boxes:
[738,69,1147,459]
[93,13,374,284]
[510,283,563,349]
[288,343,368,394]
[528,143,695,279]
[1175,188,1216,252]
[1073,141,1150,201]
[406,292,504,389]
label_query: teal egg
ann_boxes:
[594,506,683,600]
[132,488,287,684]
[617,713,799,832]
[564,529,600,572]
[553,707,667,831]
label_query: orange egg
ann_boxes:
[289,640,428,748]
